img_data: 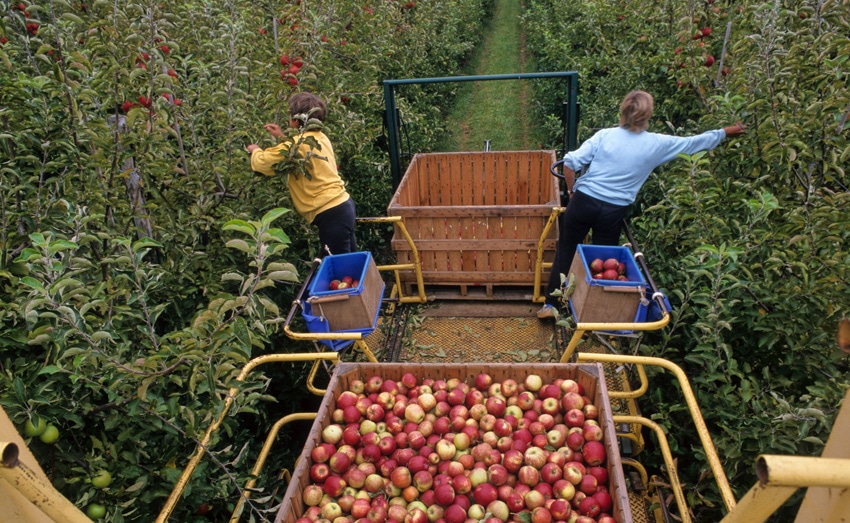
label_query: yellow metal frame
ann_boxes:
[576,353,737,522]
[156,352,338,523]
[355,216,428,305]
[560,313,671,363]
[229,412,318,522]
[533,206,565,303]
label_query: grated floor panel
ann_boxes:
[397,315,560,363]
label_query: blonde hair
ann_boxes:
[619,91,654,132]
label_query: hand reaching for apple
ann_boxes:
[723,121,747,137]
[263,123,285,138]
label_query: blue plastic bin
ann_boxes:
[303,252,385,351]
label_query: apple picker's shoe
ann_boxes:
[537,304,556,319]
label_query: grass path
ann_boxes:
[438,0,539,152]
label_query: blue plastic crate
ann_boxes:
[303,252,385,351]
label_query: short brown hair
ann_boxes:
[619,91,654,132]
[289,92,327,123]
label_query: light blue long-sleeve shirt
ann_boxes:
[565,126,727,206]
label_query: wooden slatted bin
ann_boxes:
[276,362,631,523]
[387,151,560,299]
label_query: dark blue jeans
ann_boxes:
[545,191,629,305]
[312,198,358,256]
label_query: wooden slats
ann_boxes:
[387,151,560,296]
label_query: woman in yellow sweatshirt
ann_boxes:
[247,92,357,255]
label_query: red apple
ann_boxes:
[602,258,619,271]
[588,466,608,485]
[472,482,498,506]
[540,462,563,484]
[582,441,606,467]
[578,495,601,517]
[323,474,347,497]
[518,465,540,487]
[474,373,492,390]
[589,258,604,273]
[565,409,585,428]
[523,447,548,469]
[452,473,472,495]
[444,503,466,523]
[390,466,412,489]
[531,506,553,523]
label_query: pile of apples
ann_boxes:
[296,372,618,523]
[329,275,358,290]
[588,258,628,282]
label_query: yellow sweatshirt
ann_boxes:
[250,130,350,224]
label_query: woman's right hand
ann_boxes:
[263,123,284,138]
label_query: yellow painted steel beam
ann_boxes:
[578,353,736,513]
[560,313,670,363]
[795,387,850,523]
[156,352,338,523]
[533,206,564,303]
[719,481,796,523]
[614,416,691,523]
[0,442,91,523]
[756,454,850,488]
[229,412,317,522]
[721,456,850,522]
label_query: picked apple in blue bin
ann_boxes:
[590,258,628,280]
[328,275,355,290]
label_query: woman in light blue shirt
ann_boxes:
[539,91,746,318]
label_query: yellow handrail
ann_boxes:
[533,206,565,303]
[356,216,428,304]
[560,313,671,363]
[577,353,737,513]
[614,416,691,523]
[156,352,338,523]
[229,412,318,522]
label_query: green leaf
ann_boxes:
[225,239,254,254]
[223,220,256,236]
[260,208,290,227]
[266,270,299,282]
[20,277,46,293]
[132,238,163,251]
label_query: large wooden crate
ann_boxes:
[387,151,560,299]
[275,362,631,523]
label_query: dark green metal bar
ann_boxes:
[383,81,400,190]
[382,72,580,188]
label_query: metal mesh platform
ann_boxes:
[367,301,565,363]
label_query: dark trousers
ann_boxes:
[545,191,629,305]
[312,198,358,256]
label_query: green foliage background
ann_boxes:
[524,0,850,520]
[0,0,489,521]
[1,0,849,521]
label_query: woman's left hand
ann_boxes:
[724,122,747,137]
